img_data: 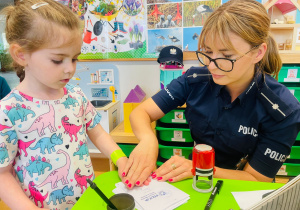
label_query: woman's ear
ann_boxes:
[9,44,27,66]
[253,43,267,64]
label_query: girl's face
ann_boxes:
[203,32,259,93]
[22,26,82,97]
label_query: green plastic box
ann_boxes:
[287,87,300,101]
[159,109,187,124]
[159,144,193,160]
[288,146,300,159]
[118,143,136,157]
[156,161,163,167]
[156,126,193,143]
[278,163,300,176]
[278,65,300,83]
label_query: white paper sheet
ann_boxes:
[231,190,273,210]
[113,179,190,210]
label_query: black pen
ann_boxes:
[204,180,223,210]
[86,178,118,209]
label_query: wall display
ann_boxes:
[73,0,221,60]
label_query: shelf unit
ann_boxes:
[263,0,300,53]
[270,24,300,52]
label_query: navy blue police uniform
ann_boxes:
[152,66,300,178]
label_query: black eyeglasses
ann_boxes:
[195,45,259,72]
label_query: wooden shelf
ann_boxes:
[270,24,300,29]
[279,53,300,63]
[110,121,156,144]
[110,121,140,144]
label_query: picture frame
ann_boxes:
[99,69,114,85]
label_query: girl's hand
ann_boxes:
[122,140,158,189]
[116,156,128,182]
[153,155,193,183]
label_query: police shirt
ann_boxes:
[152,66,300,178]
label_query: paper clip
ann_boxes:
[31,2,48,10]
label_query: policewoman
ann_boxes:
[121,0,300,188]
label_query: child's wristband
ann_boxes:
[111,149,126,166]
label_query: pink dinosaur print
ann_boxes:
[74,104,84,118]
[28,181,48,208]
[63,87,67,95]
[74,168,93,194]
[20,105,56,137]
[0,124,11,131]
[37,149,70,189]
[61,116,82,142]
[18,139,36,157]
[85,101,95,116]
[85,119,92,132]
[19,91,33,102]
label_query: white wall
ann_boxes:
[115,59,199,108]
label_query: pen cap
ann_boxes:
[192,144,215,176]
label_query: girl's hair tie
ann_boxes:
[31,2,48,10]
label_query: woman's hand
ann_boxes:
[122,140,158,188]
[153,155,193,182]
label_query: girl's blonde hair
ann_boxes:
[198,0,282,80]
[1,0,80,82]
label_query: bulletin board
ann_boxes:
[67,0,222,60]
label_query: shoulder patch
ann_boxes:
[186,66,212,84]
[258,85,293,121]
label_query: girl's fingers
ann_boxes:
[122,155,134,177]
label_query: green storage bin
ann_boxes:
[287,87,300,101]
[296,132,300,141]
[157,161,163,167]
[159,144,193,160]
[278,163,300,176]
[278,65,300,83]
[156,126,193,143]
[288,146,300,159]
[118,143,136,157]
[159,109,187,124]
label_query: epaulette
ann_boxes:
[257,84,293,121]
[186,66,212,84]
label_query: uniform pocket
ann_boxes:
[189,119,209,141]
[224,124,259,155]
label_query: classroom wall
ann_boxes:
[75,59,199,121]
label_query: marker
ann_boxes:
[204,180,223,210]
[86,178,118,210]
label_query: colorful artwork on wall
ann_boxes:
[73,0,222,60]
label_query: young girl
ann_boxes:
[0,0,127,209]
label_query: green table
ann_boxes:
[73,171,284,210]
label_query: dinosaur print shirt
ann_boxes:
[0,84,101,210]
